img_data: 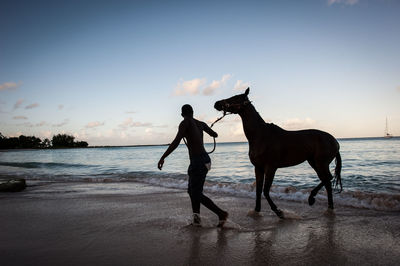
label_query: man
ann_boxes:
[158,104,228,227]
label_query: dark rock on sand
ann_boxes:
[0,178,26,192]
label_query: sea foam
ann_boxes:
[19,171,398,212]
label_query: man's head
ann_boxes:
[181,104,194,118]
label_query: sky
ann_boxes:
[1,0,399,146]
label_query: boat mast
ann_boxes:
[385,117,392,138]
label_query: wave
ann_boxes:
[135,174,400,212]
[0,161,96,169]
[9,171,399,212]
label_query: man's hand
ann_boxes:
[157,158,164,170]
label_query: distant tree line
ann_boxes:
[0,133,88,149]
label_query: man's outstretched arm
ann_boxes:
[158,122,186,170]
[203,122,218,138]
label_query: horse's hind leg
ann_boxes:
[308,182,324,206]
[314,164,334,209]
[263,168,283,218]
[308,159,324,206]
[325,178,334,209]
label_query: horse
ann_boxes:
[214,88,342,218]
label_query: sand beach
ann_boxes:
[1,181,399,266]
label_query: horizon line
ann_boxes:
[88,136,399,148]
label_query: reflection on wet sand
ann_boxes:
[1,182,399,265]
[182,207,399,265]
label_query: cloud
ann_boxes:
[155,124,169,128]
[0,81,21,91]
[125,110,136,114]
[58,104,64,110]
[173,78,206,96]
[327,0,359,6]
[85,121,105,129]
[203,74,232,96]
[174,74,233,96]
[133,122,153,127]
[0,101,7,113]
[231,122,245,137]
[35,121,47,127]
[53,119,69,127]
[13,116,28,120]
[14,99,24,109]
[397,86,400,92]
[281,118,316,130]
[25,103,39,109]
[19,121,47,127]
[40,130,53,139]
[234,80,250,91]
[7,132,23,138]
[119,118,152,129]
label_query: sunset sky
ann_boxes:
[1,0,399,146]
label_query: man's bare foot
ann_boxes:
[191,213,202,227]
[324,208,335,217]
[217,211,229,228]
[247,210,263,218]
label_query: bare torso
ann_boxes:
[158,116,217,167]
[180,117,216,157]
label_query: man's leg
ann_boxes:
[192,166,227,219]
[188,164,202,214]
[188,160,228,226]
[199,194,223,216]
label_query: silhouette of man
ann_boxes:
[158,104,228,227]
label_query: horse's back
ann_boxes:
[249,124,339,168]
[275,128,339,164]
[290,129,339,162]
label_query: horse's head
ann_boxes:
[214,87,250,114]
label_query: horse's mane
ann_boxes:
[248,103,284,133]
[265,122,284,133]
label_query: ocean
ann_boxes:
[1,137,399,211]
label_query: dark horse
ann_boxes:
[214,88,342,218]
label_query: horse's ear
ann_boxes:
[245,87,250,96]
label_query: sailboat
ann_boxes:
[384,117,393,139]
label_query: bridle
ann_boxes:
[183,100,251,154]
[218,100,251,114]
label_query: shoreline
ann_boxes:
[1,136,398,150]
[1,181,399,265]
[1,173,399,212]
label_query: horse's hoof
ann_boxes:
[247,210,262,218]
[275,209,284,219]
[308,196,315,206]
[324,208,335,216]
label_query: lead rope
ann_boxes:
[183,111,229,154]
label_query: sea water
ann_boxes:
[0,138,399,211]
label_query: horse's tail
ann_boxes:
[332,152,342,193]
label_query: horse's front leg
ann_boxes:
[247,167,264,217]
[263,167,283,218]
[254,166,264,213]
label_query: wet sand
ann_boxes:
[1,181,399,266]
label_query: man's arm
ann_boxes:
[202,122,218,138]
[158,121,186,170]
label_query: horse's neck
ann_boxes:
[239,104,266,142]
